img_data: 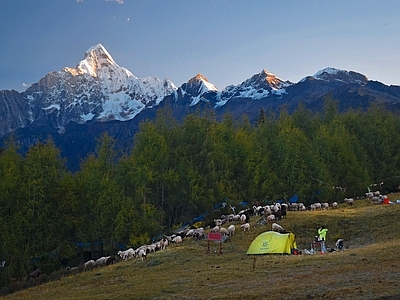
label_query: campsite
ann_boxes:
[2,195,400,300]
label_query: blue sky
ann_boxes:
[1,0,399,92]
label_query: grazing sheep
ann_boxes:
[272,210,282,221]
[227,224,235,236]
[271,222,285,233]
[219,227,228,236]
[240,214,247,224]
[332,202,338,209]
[321,203,329,210]
[266,214,275,222]
[172,236,182,244]
[118,248,135,261]
[366,192,374,199]
[371,196,381,204]
[160,238,168,250]
[240,223,250,231]
[289,203,298,211]
[138,249,147,260]
[344,198,354,206]
[164,234,175,242]
[84,260,95,270]
[297,203,306,211]
[214,219,223,226]
[225,214,235,222]
[147,243,157,253]
[193,227,205,240]
[314,203,322,210]
[94,256,108,268]
[185,229,195,238]
[106,255,115,265]
[210,226,220,233]
[135,245,148,255]
[232,214,241,222]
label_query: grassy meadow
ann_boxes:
[2,194,400,300]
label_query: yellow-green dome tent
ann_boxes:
[246,231,297,255]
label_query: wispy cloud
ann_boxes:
[106,0,124,4]
[22,83,28,87]
[76,0,83,2]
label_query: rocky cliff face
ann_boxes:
[0,90,30,136]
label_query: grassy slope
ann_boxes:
[2,194,400,300]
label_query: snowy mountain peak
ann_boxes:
[218,69,293,102]
[21,44,177,129]
[311,67,368,84]
[240,69,292,91]
[60,43,135,85]
[183,74,217,94]
[84,43,116,64]
[188,73,210,83]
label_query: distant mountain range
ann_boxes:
[1,44,400,171]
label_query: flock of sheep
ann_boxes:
[82,192,387,271]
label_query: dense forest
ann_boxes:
[1,99,400,285]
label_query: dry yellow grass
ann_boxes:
[2,194,400,300]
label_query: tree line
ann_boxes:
[1,99,400,284]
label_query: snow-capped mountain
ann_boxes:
[1,44,400,171]
[7,44,177,135]
[178,74,218,106]
[218,69,293,105]
[302,67,368,84]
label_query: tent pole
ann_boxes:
[252,255,257,271]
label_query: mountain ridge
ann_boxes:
[1,44,400,171]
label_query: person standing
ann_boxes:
[318,226,328,253]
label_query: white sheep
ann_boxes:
[94,256,108,268]
[194,227,205,239]
[135,245,147,254]
[271,222,285,233]
[227,224,235,236]
[314,203,322,210]
[226,214,235,222]
[266,214,275,222]
[219,227,228,236]
[84,260,95,270]
[214,219,223,226]
[240,214,247,224]
[160,238,168,250]
[240,223,250,231]
[371,196,381,204]
[232,214,241,222]
[298,203,306,211]
[136,249,147,261]
[164,234,175,242]
[332,202,338,209]
[344,198,354,206]
[172,235,182,244]
[321,203,329,210]
[185,229,195,238]
[366,192,374,198]
[118,248,135,261]
[147,243,157,253]
[210,226,220,233]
